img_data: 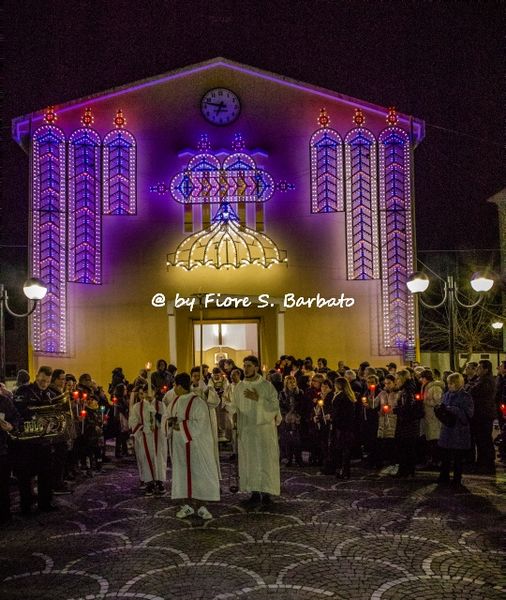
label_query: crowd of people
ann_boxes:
[0,354,504,524]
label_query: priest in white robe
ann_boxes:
[166,373,220,520]
[230,355,282,508]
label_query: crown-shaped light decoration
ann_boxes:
[43,106,57,124]
[167,201,287,270]
[81,107,94,127]
[113,109,126,128]
[231,132,246,151]
[197,133,211,152]
[353,108,365,126]
[318,108,330,127]
[386,106,398,126]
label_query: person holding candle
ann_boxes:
[279,375,305,466]
[166,373,220,518]
[360,374,381,468]
[304,373,325,466]
[150,359,175,402]
[419,369,445,470]
[376,374,400,471]
[393,369,423,478]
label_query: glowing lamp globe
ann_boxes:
[470,272,494,292]
[23,278,48,300]
[406,272,429,294]
[492,321,504,330]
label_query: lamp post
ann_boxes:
[407,271,494,371]
[0,278,47,381]
[492,321,504,367]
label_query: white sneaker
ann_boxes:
[176,504,194,519]
[197,506,213,520]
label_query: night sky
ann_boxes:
[3,0,505,284]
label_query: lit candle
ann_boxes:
[361,396,367,420]
[112,396,118,417]
[317,398,326,419]
[500,403,506,417]
[80,409,87,434]
[100,404,106,424]
[415,393,422,401]
[146,362,153,397]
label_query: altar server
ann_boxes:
[129,386,168,496]
[166,373,220,520]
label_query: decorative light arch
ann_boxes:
[68,127,102,284]
[31,122,67,353]
[378,126,415,351]
[344,127,379,280]
[103,123,136,215]
[167,201,287,270]
[310,126,344,213]
[170,152,275,205]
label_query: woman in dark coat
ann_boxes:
[437,372,474,486]
[393,369,423,477]
[328,377,357,479]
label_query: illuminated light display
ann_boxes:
[231,132,246,151]
[197,133,211,152]
[352,108,365,126]
[31,124,67,353]
[310,121,344,213]
[317,108,330,127]
[166,201,287,270]
[113,108,126,128]
[344,128,379,280]
[170,151,275,204]
[103,122,136,215]
[81,107,94,127]
[378,126,415,351]
[386,106,398,126]
[68,127,102,284]
[43,106,57,124]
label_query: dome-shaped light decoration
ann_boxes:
[470,272,494,292]
[406,272,430,294]
[23,278,48,300]
[492,321,504,330]
[167,202,287,271]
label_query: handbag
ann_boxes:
[434,403,457,427]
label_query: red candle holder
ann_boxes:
[382,404,391,414]
[80,410,87,419]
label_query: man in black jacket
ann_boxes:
[13,366,61,513]
[469,360,496,474]
[0,390,21,523]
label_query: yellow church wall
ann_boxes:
[26,61,419,382]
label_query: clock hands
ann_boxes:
[204,100,227,114]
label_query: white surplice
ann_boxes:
[230,375,282,496]
[166,392,220,501]
[129,398,168,482]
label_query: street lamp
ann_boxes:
[0,278,47,380]
[492,321,504,367]
[406,271,495,371]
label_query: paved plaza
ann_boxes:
[1,456,505,600]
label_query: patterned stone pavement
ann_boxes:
[1,455,505,600]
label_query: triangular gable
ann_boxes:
[12,56,424,146]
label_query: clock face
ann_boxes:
[201,88,241,125]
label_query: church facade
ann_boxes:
[12,58,425,382]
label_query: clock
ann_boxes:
[201,88,241,125]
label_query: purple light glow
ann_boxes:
[31,125,67,354]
